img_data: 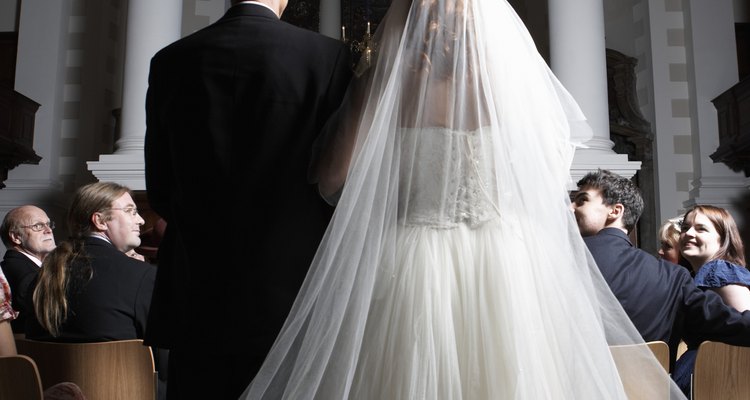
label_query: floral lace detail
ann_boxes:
[398,127,501,229]
[695,259,750,289]
[0,269,18,322]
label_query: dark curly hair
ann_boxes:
[576,169,644,233]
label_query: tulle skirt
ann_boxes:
[348,217,628,399]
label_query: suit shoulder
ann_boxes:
[277,22,347,50]
[657,258,693,280]
[119,255,157,278]
[85,241,153,271]
[151,20,218,62]
[582,232,621,251]
[1,250,37,274]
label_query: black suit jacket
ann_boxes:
[585,227,750,366]
[144,4,352,356]
[25,237,156,342]
[1,249,40,332]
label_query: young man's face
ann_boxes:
[570,186,613,237]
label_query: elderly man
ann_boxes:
[0,205,56,332]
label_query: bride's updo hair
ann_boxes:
[408,0,472,80]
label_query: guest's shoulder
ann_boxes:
[1,249,28,264]
[695,259,750,288]
[85,239,153,268]
[583,228,627,247]
[117,253,156,276]
[656,257,692,279]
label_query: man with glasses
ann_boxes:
[25,181,156,343]
[0,205,56,332]
[24,181,167,398]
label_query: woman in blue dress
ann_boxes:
[673,204,750,396]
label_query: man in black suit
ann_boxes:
[24,182,155,341]
[571,169,750,368]
[143,0,352,398]
[23,182,166,398]
[0,205,56,333]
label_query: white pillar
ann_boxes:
[548,0,640,183]
[319,0,341,39]
[681,0,747,221]
[88,0,182,189]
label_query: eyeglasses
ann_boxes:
[21,221,55,232]
[109,207,139,216]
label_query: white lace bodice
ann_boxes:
[398,127,500,228]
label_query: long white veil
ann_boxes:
[242,0,686,398]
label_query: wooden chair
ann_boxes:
[0,354,44,400]
[610,341,671,400]
[646,340,670,372]
[15,338,157,400]
[692,340,750,400]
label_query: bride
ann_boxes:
[242,0,685,398]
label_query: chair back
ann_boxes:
[610,341,670,400]
[15,338,156,400]
[692,340,750,400]
[0,354,44,400]
[646,340,670,372]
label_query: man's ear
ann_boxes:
[8,230,22,245]
[608,203,625,221]
[91,212,108,231]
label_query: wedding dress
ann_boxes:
[241,0,686,398]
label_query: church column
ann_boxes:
[87,0,182,190]
[548,0,640,184]
[681,0,748,219]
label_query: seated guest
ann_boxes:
[672,204,750,396]
[679,205,750,310]
[657,215,692,272]
[0,205,56,333]
[0,267,87,399]
[0,267,17,356]
[570,169,750,370]
[27,182,155,341]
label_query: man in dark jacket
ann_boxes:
[0,205,56,332]
[572,169,750,368]
[144,0,353,398]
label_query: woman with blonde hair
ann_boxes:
[657,215,692,271]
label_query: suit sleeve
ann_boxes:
[308,43,354,198]
[682,276,750,346]
[325,44,353,112]
[134,265,157,338]
[13,271,37,316]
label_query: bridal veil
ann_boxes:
[241,0,686,398]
